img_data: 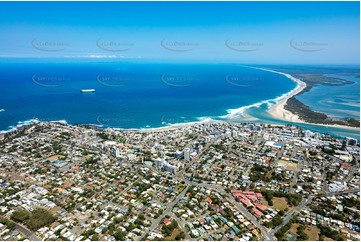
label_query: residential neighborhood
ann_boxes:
[0,121,359,241]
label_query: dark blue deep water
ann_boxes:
[0,61,359,140]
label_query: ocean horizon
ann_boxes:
[0,61,359,140]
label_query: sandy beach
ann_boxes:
[243,66,307,123]
[264,69,307,123]
[252,67,360,131]
[144,66,359,133]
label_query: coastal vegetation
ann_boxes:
[265,66,360,128]
[285,97,360,127]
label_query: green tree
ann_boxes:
[11,210,31,223]
[12,208,57,231]
[91,234,99,241]
[271,214,283,228]
[175,231,185,241]
[297,226,308,241]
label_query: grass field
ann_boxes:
[260,198,268,206]
[47,155,62,161]
[260,197,289,211]
[175,184,185,193]
[305,226,320,241]
[288,223,319,241]
[278,160,298,171]
[323,236,334,241]
[289,223,300,234]
[165,228,181,241]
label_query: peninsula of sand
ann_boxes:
[257,68,359,130]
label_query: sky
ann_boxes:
[0,1,359,64]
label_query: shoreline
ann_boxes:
[250,67,307,123]
[252,67,360,131]
[137,117,217,132]
[0,66,358,136]
[1,117,359,142]
[0,117,219,135]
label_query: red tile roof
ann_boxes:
[240,198,251,206]
[252,207,263,217]
[255,203,267,211]
[163,218,171,225]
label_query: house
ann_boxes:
[219,216,228,223]
[163,218,171,226]
[191,229,199,237]
[231,225,240,233]
[255,203,267,211]
[226,230,236,239]
[240,198,251,206]
[252,208,263,217]
[252,229,259,237]
[198,227,206,234]
[203,225,212,231]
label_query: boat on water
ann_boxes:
[81,89,95,93]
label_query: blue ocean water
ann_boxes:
[0,61,359,140]
[297,74,360,120]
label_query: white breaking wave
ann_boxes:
[196,117,215,123]
[220,65,306,120]
[0,119,70,134]
[137,117,216,132]
[0,109,5,112]
[220,100,272,119]
[0,118,40,134]
[49,120,68,125]
[17,119,40,125]
[161,116,215,127]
